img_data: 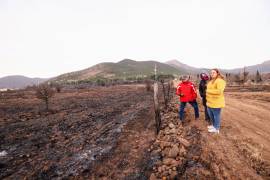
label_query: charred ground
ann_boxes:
[0,85,155,179]
[0,84,270,179]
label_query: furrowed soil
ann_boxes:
[1,84,270,179]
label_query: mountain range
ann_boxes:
[166,60,209,74]
[1,59,270,89]
[222,60,270,74]
[166,59,270,74]
[0,75,47,90]
[50,59,186,83]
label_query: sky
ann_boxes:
[1,0,270,78]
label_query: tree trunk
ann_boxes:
[45,99,49,111]
[161,82,168,109]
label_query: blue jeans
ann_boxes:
[207,107,221,130]
[179,101,199,121]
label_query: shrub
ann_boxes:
[35,84,55,111]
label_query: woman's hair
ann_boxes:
[210,68,225,83]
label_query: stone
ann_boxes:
[168,145,179,158]
[150,173,158,180]
[0,151,8,157]
[160,141,171,149]
[178,137,190,147]
[158,166,162,173]
[162,165,166,171]
[169,128,176,134]
[163,147,170,157]
[168,123,175,129]
[170,171,178,179]
[179,146,187,155]
[163,158,177,166]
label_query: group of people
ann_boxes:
[176,68,226,134]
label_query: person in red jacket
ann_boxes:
[176,75,199,121]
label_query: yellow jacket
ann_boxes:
[206,78,226,108]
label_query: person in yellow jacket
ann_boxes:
[206,68,226,134]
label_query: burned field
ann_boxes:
[1,83,270,179]
[0,85,156,179]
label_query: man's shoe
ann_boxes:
[207,125,214,129]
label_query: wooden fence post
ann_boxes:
[154,82,161,134]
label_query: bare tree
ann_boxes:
[243,67,249,84]
[225,73,231,83]
[256,70,262,83]
[232,73,241,84]
[36,84,55,111]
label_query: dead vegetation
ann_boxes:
[35,84,55,111]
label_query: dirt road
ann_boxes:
[161,92,270,179]
[195,91,270,179]
[150,90,270,179]
[224,92,270,163]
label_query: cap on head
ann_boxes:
[180,75,190,81]
[200,73,209,80]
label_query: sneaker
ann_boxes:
[207,125,214,129]
[208,128,219,134]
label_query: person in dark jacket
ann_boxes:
[176,75,199,122]
[199,73,210,122]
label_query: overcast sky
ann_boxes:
[1,0,270,78]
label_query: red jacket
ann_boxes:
[176,81,197,102]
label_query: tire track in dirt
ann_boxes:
[221,93,270,178]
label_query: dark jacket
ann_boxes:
[199,80,207,106]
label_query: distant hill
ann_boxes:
[3,59,270,88]
[0,75,47,89]
[51,59,187,82]
[166,60,209,74]
[223,60,270,74]
[167,60,270,75]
